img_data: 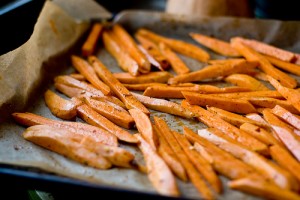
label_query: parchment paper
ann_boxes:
[1,1,300,200]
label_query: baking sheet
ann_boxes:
[1,2,300,200]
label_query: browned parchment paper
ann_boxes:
[1,2,300,200]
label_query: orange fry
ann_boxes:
[136,28,210,62]
[89,56,150,115]
[113,71,172,84]
[69,73,85,81]
[112,24,150,73]
[12,112,118,146]
[103,31,139,76]
[231,38,297,88]
[123,83,166,91]
[183,91,257,114]
[190,33,240,57]
[209,90,283,99]
[168,60,257,84]
[71,55,111,95]
[181,100,268,154]
[81,23,103,57]
[77,104,137,143]
[159,42,190,74]
[224,74,269,91]
[272,105,300,130]
[265,55,300,76]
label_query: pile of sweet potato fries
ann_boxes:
[12,22,300,200]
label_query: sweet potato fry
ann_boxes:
[143,85,251,99]
[231,38,297,88]
[132,92,195,119]
[135,34,170,70]
[181,100,268,154]
[262,109,300,161]
[208,58,246,65]
[23,125,112,169]
[190,33,240,57]
[71,55,111,95]
[138,45,163,71]
[154,117,214,199]
[112,25,151,74]
[89,56,150,115]
[245,113,269,126]
[81,23,103,57]
[229,175,300,200]
[173,131,222,194]
[123,83,166,91]
[44,90,78,120]
[113,71,172,84]
[84,97,134,129]
[77,104,137,143]
[267,75,300,113]
[245,97,300,114]
[135,134,180,197]
[272,105,300,130]
[207,106,267,128]
[234,37,295,62]
[198,128,298,190]
[265,55,300,76]
[224,74,269,91]
[159,42,190,74]
[129,109,157,150]
[69,73,85,81]
[183,91,257,114]
[240,123,281,146]
[184,127,258,180]
[153,125,187,181]
[103,31,139,76]
[168,60,257,84]
[12,112,118,146]
[80,136,135,168]
[54,83,95,98]
[136,28,210,62]
[253,71,269,81]
[209,90,283,99]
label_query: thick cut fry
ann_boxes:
[136,28,210,62]
[71,55,111,95]
[262,109,300,161]
[77,104,137,143]
[135,134,180,197]
[132,93,195,119]
[81,23,103,57]
[55,83,91,98]
[154,117,214,199]
[84,97,134,129]
[245,97,300,114]
[181,100,268,154]
[267,75,300,113]
[207,106,267,128]
[138,45,163,71]
[231,38,297,88]
[272,105,300,130]
[190,33,240,57]
[270,145,300,183]
[153,125,187,181]
[168,60,257,84]
[69,73,85,81]
[44,90,78,120]
[159,42,190,74]
[208,58,246,65]
[235,37,295,62]
[123,83,166,91]
[209,90,283,99]
[13,112,118,146]
[80,136,135,168]
[229,175,300,200]
[173,131,222,194]
[224,74,269,91]
[135,34,170,70]
[265,55,300,76]
[112,25,150,73]
[143,85,251,99]
[184,127,257,180]
[198,128,298,190]
[23,125,112,169]
[89,56,150,115]
[183,92,257,114]
[113,71,172,84]
[129,109,157,150]
[103,31,139,76]
[240,123,280,146]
